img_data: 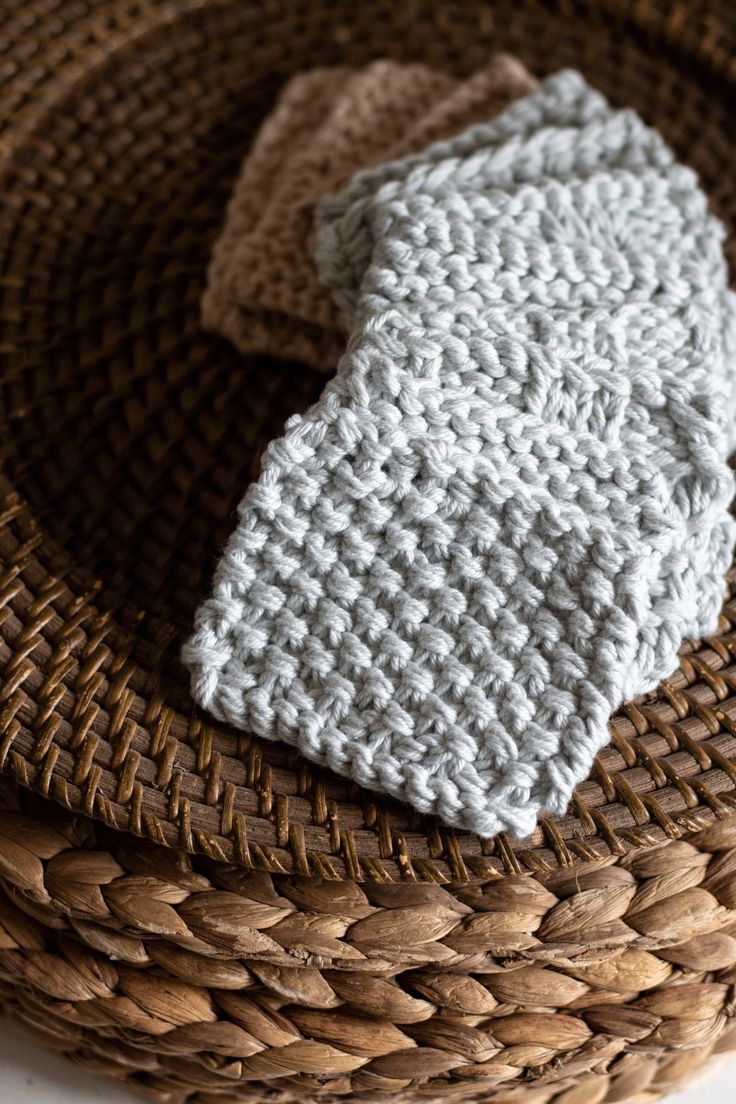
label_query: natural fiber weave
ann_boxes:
[3,775,736,1103]
[2,1,736,1101]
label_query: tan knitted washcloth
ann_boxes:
[203,55,538,373]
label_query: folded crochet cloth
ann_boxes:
[185,70,736,838]
[203,55,537,373]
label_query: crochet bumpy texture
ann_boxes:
[202,55,536,373]
[185,71,736,838]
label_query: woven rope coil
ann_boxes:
[3,778,736,1102]
[2,1,736,1100]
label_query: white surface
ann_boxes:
[0,1019,733,1104]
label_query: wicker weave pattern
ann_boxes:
[0,0,735,875]
[2,2,736,1099]
[1,0,736,881]
[2,779,736,1102]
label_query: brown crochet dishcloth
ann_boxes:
[202,55,538,373]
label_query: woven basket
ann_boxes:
[2,1,736,1101]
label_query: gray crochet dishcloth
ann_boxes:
[184,71,736,838]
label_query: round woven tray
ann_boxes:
[2,2,736,1102]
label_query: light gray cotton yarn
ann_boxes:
[184,71,736,838]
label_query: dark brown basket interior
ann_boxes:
[1,0,736,880]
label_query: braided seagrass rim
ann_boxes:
[3,776,736,1103]
[2,0,736,882]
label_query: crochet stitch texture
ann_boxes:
[202,55,536,373]
[185,71,736,837]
